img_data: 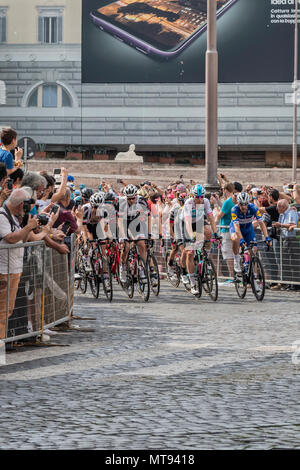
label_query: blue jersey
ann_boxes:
[231,203,262,231]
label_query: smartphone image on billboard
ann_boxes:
[90,0,237,59]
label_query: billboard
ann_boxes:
[82,0,300,83]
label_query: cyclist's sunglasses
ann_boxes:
[127,196,136,200]
[239,202,248,207]
[194,195,204,199]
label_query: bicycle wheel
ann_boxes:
[102,262,113,302]
[119,259,134,299]
[78,254,88,294]
[165,250,180,288]
[194,270,203,300]
[202,258,218,301]
[148,254,160,296]
[137,256,150,302]
[89,252,100,299]
[250,255,265,301]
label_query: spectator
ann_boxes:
[274,199,300,290]
[0,162,11,208]
[53,187,83,235]
[9,167,24,188]
[0,128,23,175]
[215,182,235,280]
[21,171,47,204]
[0,188,38,339]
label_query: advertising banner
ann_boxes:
[82,0,300,83]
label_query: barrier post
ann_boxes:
[5,248,10,341]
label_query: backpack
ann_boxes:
[0,205,18,241]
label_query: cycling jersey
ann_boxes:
[96,200,119,240]
[230,203,262,230]
[170,203,185,242]
[230,203,263,246]
[183,197,211,237]
[118,196,149,240]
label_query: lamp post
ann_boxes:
[292,0,299,182]
[205,0,219,190]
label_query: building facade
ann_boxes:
[0,0,297,165]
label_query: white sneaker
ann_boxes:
[43,329,57,336]
[191,285,199,295]
[120,265,127,283]
[234,257,242,273]
[253,277,261,293]
[181,274,189,285]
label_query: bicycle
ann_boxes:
[165,243,181,288]
[75,238,88,294]
[145,239,160,296]
[121,240,150,302]
[185,238,220,301]
[89,239,113,302]
[234,240,267,301]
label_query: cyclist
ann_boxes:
[118,184,150,283]
[168,191,188,283]
[230,191,272,273]
[183,184,219,295]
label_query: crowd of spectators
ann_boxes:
[0,126,300,346]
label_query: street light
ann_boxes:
[205,0,218,190]
[292,0,299,182]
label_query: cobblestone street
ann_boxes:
[0,281,300,450]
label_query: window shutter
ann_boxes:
[58,16,63,43]
[38,16,44,43]
[0,17,6,43]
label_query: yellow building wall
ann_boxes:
[0,0,81,44]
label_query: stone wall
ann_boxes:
[27,160,300,189]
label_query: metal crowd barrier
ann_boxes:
[0,234,76,344]
[215,226,300,286]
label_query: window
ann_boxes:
[27,83,72,108]
[37,7,64,44]
[0,7,7,43]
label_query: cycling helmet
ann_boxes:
[124,184,138,197]
[191,184,205,198]
[177,192,187,203]
[80,183,86,191]
[237,192,250,205]
[81,187,94,200]
[67,175,74,182]
[90,192,104,207]
[67,182,75,191]
[104,192,115,203]
[74,189,81,196]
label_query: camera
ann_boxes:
[50,204,60,215]
[7,179,13,190]
[23,198,36,214]
[37,213,49,226]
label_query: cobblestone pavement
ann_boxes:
[0,281,300,450]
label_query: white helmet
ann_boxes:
[237,192,250,205]
[90,192,105,207]
[124,184,138,197]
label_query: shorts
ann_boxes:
[229,222,257,247]
[221,231,234,260]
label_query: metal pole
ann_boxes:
[292,0,298,182]
[205,0,218,190]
